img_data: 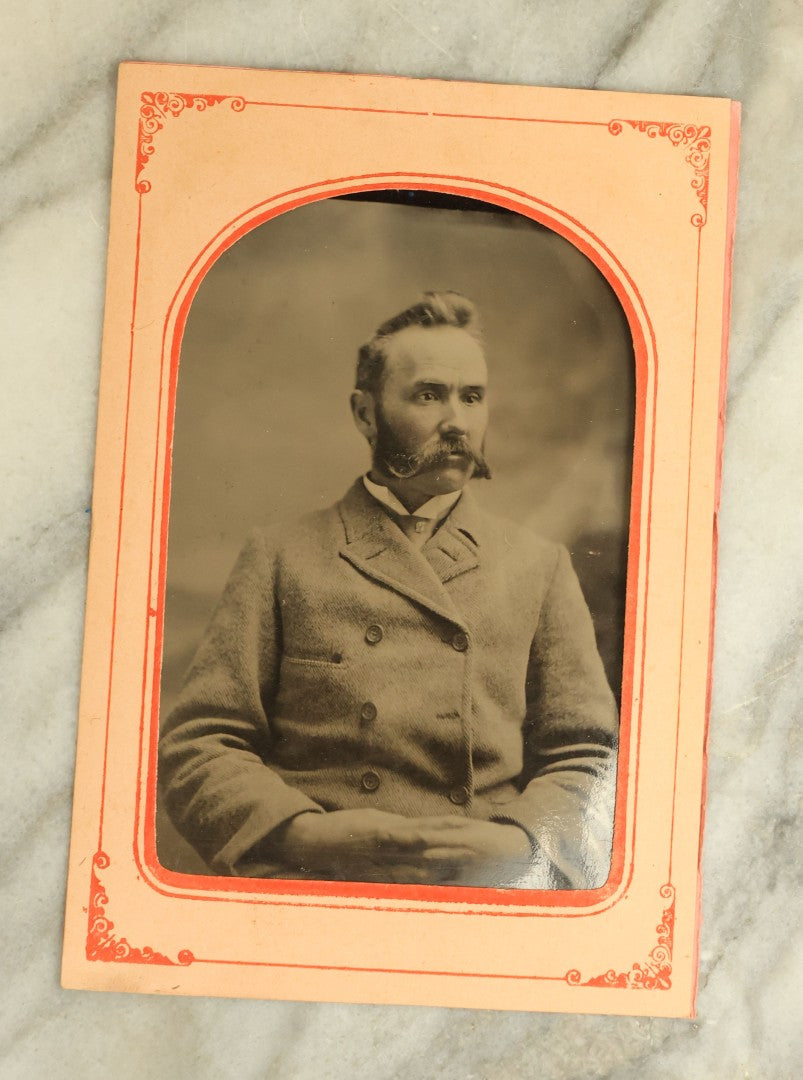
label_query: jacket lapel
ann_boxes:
[423,489,483,584]
[338,480,482,629]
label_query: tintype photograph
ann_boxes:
[156,190,635,891]
[61,63,738,1015]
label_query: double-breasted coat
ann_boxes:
[159,479,619,888]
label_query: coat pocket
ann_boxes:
[271,654,361,769]
[282,653,348,669]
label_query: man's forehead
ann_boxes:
[383,324,488,384]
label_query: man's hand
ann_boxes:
[410,816,533,887]
[269,809,456,883]
[269,810,532,886]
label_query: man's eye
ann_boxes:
[463,393,482,404]
[418,391,438,402]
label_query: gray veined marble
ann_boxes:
[1,0,801,1077]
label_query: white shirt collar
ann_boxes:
[363,475,462,521]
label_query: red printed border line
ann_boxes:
[84,82,707,992]
[87,853,674,990]
[135,172,652,915]
[134,91,711,228]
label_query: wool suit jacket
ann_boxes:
[160,479,619,888]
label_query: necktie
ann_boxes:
[395,514,434,549]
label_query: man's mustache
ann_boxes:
[380,435,492,481]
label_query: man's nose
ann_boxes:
[438,398,468,435]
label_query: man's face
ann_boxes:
[370,324,491,501]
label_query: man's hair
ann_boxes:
[355,291,482,395]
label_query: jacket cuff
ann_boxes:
[212,789,324,875]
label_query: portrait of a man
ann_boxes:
[60,64,738,1020]
[159,281,621,891]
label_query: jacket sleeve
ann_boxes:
[159,530,324,875]
[489,545,619,889]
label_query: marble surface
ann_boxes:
[2,1,801,1076]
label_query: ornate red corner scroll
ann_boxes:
[86,852,194,966]
[609,120,711,226]
[136,92,246,193]
[566,884,675,989]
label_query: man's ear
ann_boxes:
[350,389,377,442]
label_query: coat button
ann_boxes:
[365,624,384,645]
[360,770,381,792]
[449,785,470,805]
[360,701,378,722]
[451,631,469,652]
